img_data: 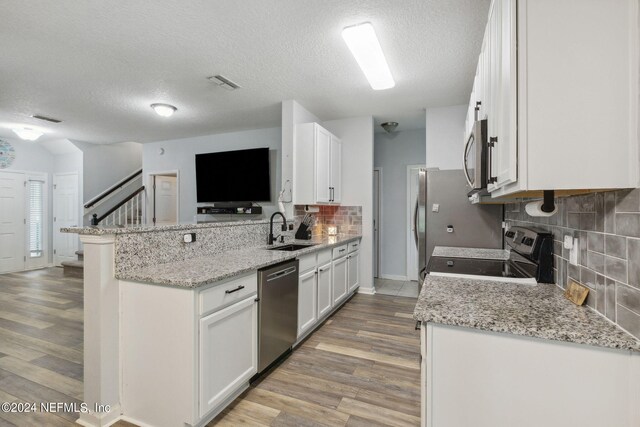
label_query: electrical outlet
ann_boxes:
[183,233,196,243]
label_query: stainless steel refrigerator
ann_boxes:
[416,169,503,282]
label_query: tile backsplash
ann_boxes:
[294,205,362,237]
[505,189,640,339]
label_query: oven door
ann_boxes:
[463,119,488,195]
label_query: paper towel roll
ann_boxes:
[525,200,557,217]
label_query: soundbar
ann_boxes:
[197,206,263,215]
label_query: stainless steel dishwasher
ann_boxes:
[257,259,299,373]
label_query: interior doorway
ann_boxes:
[53,172,79,266]
[373,168,382,278]
[406,165,425,282]
[149,172,179,226]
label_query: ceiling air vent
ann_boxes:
[31,114,62,123]
[207,75,241,91]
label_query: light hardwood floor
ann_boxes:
[210,293,421,426]
[0,267,83,427]
[0,268,420,427]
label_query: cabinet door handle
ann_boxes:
[319,268,327,272]
[487,136,498,185]
[225,285,245,294]
[339,249,346,252]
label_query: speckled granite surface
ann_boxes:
[114,222,273,276]
[118,235,360,288]
[432,246,509,260]
[61,219,274,235]
[414,275,640,351]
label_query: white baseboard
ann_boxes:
[378,274,408,281]
[76,404,122,427]
[357,287,376,295]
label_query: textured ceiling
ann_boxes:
[0,0,490,144]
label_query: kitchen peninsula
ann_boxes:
[63,219,362,427]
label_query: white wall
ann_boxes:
[425,105,467,170]
[73,141,142,202]
[323,116,375,293]
[142,127,282,223]
[374,129,426,278]
[281,100,321,218]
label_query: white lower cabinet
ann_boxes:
[332,256,348,304]
[199,296,258,417]
[297,269,318,338]
[317,262,333,318]
[347,250,360,293]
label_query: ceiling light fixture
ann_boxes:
[150,103,177,117]
[342,22,395,90]
[12,127,44,141]
[381,121,398,133]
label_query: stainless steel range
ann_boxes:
[427,226,554,285]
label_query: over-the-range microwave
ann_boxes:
[463,117,489,196]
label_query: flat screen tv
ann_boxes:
[195,148,271,203]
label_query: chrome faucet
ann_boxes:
[268,211,287,245]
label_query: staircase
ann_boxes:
[84,168,145,227]
[62,250,84,278]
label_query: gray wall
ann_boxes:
[505,191,640,340]
[73,141,142,202]
[425,105,467,170]
[374,129,426,278]
[142,127,282,223]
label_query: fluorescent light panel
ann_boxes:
[342,22,395,90]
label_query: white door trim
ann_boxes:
[373,167,383,279]
[147,170,180,225]
[406,164,425,281]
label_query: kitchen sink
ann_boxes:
[267,243,317,251]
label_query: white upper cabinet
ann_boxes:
[469,0,639,198]
[294,123,342,205]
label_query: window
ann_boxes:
[28,180,44,258]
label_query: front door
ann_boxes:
[0,172,25,273]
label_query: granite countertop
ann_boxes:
[117,235,360,288]
[432,246,509,260]
[414,275,640,352]
[61,219,275,235]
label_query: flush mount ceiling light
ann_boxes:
[342,22,395,90]
[150,103,177,117]
[381,121,398,133]
[12,127,44,141]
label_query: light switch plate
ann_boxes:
[432,204,440,213]
[563,235,574,249]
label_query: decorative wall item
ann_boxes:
[0,139,15,169]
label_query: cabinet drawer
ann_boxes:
[348,240,361,253]
[317,249,331,265]
[298,253,317,273]
[199,272,257,316]
[332,245,348,259]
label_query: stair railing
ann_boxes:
[90,186,145,227]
